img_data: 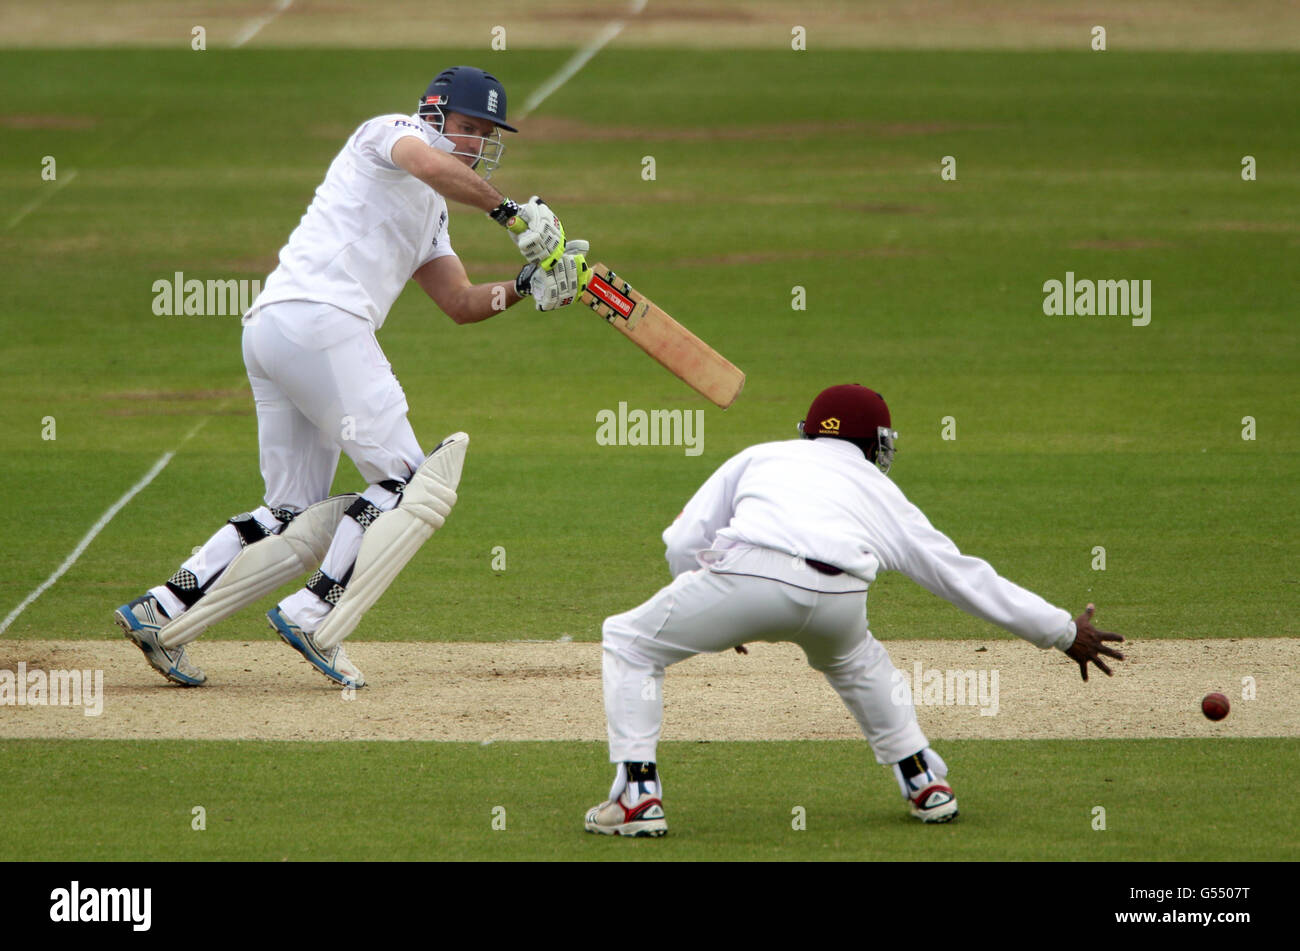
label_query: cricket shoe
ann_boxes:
[267,607,365,688]
[114,595,207,687]
[910,780,959,823]
[585,790,668,838]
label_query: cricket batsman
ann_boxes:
[115,66,592,688]
[586,384,1125,836]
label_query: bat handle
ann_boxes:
[507,216,527,235]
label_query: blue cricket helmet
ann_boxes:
[418,66,517,132]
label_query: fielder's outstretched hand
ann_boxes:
[1065,603,1124,681]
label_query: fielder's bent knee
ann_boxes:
[803,634,876,675]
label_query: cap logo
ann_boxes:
[424,95,445,105]
[819,417,841,433]
[486,89,499,113]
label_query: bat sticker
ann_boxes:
[586,273,636,319]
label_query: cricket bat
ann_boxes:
[579,263,745,409]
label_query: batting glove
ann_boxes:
[522,239,591,311]
[510,196,567,271]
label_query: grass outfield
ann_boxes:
[1,43,1296,865]
[2,48,1297,644]
[0,738,1294,861]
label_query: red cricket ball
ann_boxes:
[1201,692,1230,721]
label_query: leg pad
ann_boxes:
[312,433,468,650]
[157,494,356,648]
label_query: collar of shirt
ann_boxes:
[808,437,867,462]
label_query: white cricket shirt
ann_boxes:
[248,114,456,332]
[663,438,1076,650]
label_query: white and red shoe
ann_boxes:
[909,780,959,823]
[585,790,667,838]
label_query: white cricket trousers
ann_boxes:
[241,301,424,508]
[244,301,424,631]
[602,545,929,766]
[151,301,426,632]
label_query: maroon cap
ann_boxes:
[801,384,891,439]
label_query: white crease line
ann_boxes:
[0,418,211,635]
[518,0,648,120]
[233,0,294,48]
[4,170,78,232]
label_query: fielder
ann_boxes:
[586,384,1124,836]
[115,66,592,688]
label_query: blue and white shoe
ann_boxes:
[114,595,207,686]
[267,607,365,688]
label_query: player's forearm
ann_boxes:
[447,280,523,324]
[396,142,503,212]
[905,547,1074,650]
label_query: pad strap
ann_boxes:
[306,569,349,606]
[346,497,385,530]
[270,506,298,526]
[307,496,389,605]
[165,568,206,608]
[229,512,273,548]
